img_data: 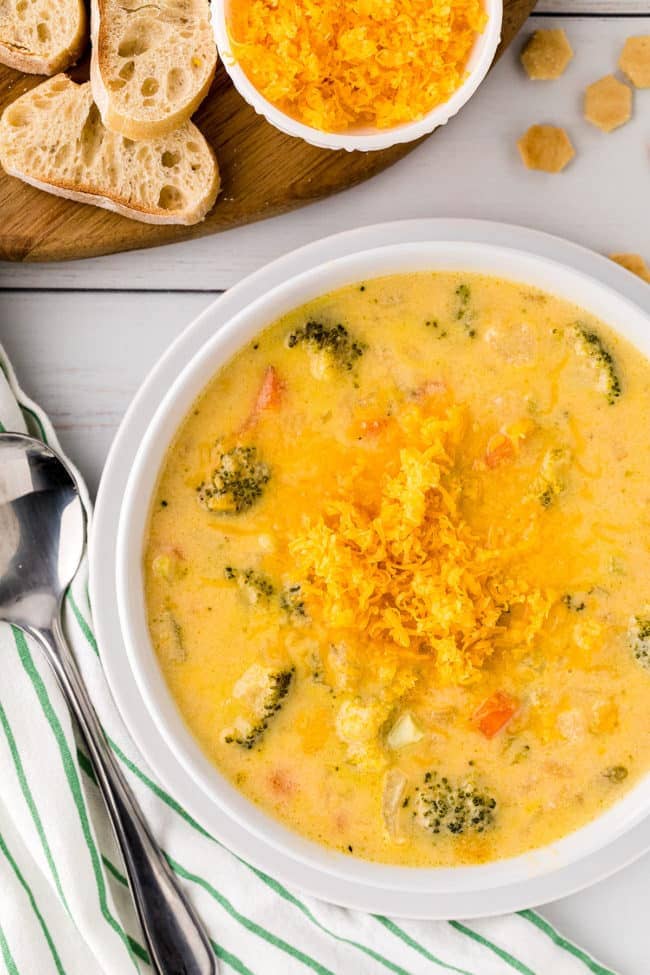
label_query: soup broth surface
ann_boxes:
[145,272,650,866]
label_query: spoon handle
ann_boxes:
[34,618,217,975]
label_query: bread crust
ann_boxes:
[90,0,217,139]
[1,160,220,224]
[0,0,87,75]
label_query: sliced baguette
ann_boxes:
[0,74,220,225]
[0,0,87,74]
[90,0,217,139]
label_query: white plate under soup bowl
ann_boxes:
[116,240,650,904]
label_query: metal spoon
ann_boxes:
[0,432,216,975]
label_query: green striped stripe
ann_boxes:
[212,941,255,975]
[13,627,141,972]
[0,420,5,433]
[0,921,19,975]
[449,922,536,975]
[76,748,96,785]
[66,592,98,657]
[126,938,149,965]
[102,855,128,888]
[18,404,47,443]
[519,911,617,975]
[375,916,475,975]
[0,699,69,913]
[167,854,334,975]
[0,829,66,975]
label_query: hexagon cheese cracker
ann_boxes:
[521,29,573,80]
[610,253,650,283]
[584,75,632,132]
[517,125,575,173]
[619,36,650,89]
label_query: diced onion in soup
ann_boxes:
[382,768,408,842]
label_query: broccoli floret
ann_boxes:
[198,444,270,514]
[224,566,275,603]
[286,321,365,372]
[150,607,186,663]
[628,613,650,672]
[603,765,628,783]
[454,283,476,337]
[224,569,308,621]
[224,665,295,749]
[414,771,497,836]
[572,324,621,405]
[279,583,307,620]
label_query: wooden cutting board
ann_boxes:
[0,0,535,262]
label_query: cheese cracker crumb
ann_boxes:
[584,75,632,132]
[619,36,650,89]
[521,29,573,80]
[517,125,575,173]
[610,254,650,283]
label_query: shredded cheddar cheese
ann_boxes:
[228,0,487,132]
[291,401,553,685]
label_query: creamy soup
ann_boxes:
[145,272,650,867]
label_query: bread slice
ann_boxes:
[0,74,220,224]
[90,0,217,139]
[0,0,87,74]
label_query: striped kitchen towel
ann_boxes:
[0,344,619,975]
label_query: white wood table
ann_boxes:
[1,3,649,971]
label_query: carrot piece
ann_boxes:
[347,415,391,439]
[254,365,284,413]
[359,418,389,436]
[485,432,515,469]
[472,691,519,739]
[241,366,284,432]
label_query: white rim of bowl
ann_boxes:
[212,0,503,151]
[116,238,650,896]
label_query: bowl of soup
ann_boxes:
[116,241,650,902]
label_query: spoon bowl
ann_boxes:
[0,433,85,630]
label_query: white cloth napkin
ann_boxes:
[0,344,619,975]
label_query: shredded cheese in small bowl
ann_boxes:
[212,0,502,151]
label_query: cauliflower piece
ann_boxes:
[529,446,571,507]
[556,708,585,741]
[335,697,391,769]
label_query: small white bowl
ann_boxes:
[115,236,650,914]
[212,0,503,151]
